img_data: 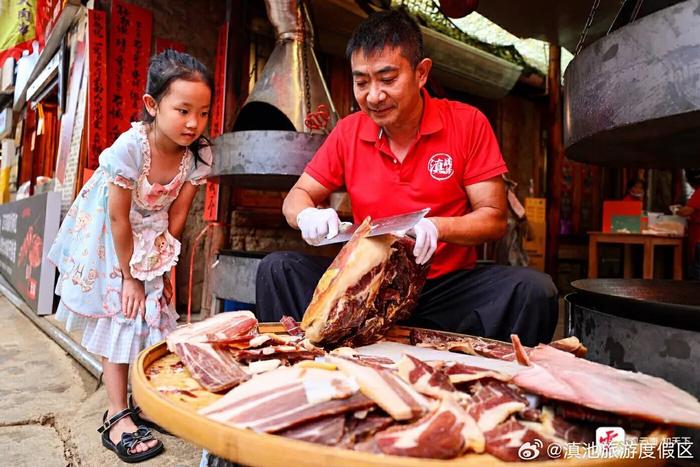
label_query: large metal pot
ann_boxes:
[566,278,700,458]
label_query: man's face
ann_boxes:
[350,46,431,130]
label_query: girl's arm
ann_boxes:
[168,182,199,239]
[108,183,145,319]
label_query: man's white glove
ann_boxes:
[408,218,438,265]
[296,207,340,246]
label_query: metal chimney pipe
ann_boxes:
[233,0,338,134]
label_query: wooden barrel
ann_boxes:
[131,325,669,466]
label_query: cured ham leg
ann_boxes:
[302,219,428,346]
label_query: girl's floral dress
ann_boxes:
[48,122,211,363]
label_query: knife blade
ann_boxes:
[315,208,430,246]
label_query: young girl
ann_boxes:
[48,50,213,463]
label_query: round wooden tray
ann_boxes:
[131,324,669,466]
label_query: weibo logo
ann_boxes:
[428,153,454,181]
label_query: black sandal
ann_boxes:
[97,408,164,463]
[128,394,172,436]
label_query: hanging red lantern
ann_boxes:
[439,0,479,18]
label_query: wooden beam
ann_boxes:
[545,44,562,278]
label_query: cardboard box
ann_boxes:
[602,201,642,232]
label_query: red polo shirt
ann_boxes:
[305,89,507,279]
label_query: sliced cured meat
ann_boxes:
[396,354,456,398]
[484,419,558,462]
[441,362,511,384]
[510,334,531,366]
[553,402,626,426]
[328,356,429,421]
[339,412,394,448]
[410,329,518,360]
[375,394,484,458]
[466,380,528,431]
[278,414,346,445]
[231,344,323,364]
[513,344,700,428]
[549,336,587,357]
[199,367,373,433]
[173,342,249,393]
[166,311,258,352]
[280,316,303,336]
[539,406,594,444]
[412,329,589,361]
[302,219,428,346]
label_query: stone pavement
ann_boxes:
[0,295,202,466]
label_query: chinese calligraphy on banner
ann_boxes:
[204,22,229,222]
[87,9,107,169]
[107,0,152,145]
[210,22,229,139]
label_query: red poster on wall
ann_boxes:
[87,10,107,169]
[107,0,152,145]
[210,22,229,139]
[155,38,185,54]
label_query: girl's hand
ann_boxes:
[122,277,146,319]
[163,274,173,305]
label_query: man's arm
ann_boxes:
[431,175,507,245]
[282,173,333,229]
[678,205,695,217]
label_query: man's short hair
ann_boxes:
[346,8,424,68]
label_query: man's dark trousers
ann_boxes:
[255,251,558,347]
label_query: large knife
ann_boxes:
[316,208,430,246]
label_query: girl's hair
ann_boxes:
[143,49,214,166]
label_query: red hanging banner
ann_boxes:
[107,0,152,145]
[155,37,185,54]
[210,22,229,139]
[87,9,107,169]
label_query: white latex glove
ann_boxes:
[408,218,439,265]
[296,207,340,246]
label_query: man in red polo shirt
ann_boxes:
[255,9,558,346]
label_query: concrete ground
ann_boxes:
[0,295,201,466]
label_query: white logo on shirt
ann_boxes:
[428,153,454,181]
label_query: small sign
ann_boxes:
[524,197,546,271]
[0,192,61,315]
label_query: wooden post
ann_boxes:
[545,44,563,278]
[199,0,249,317]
